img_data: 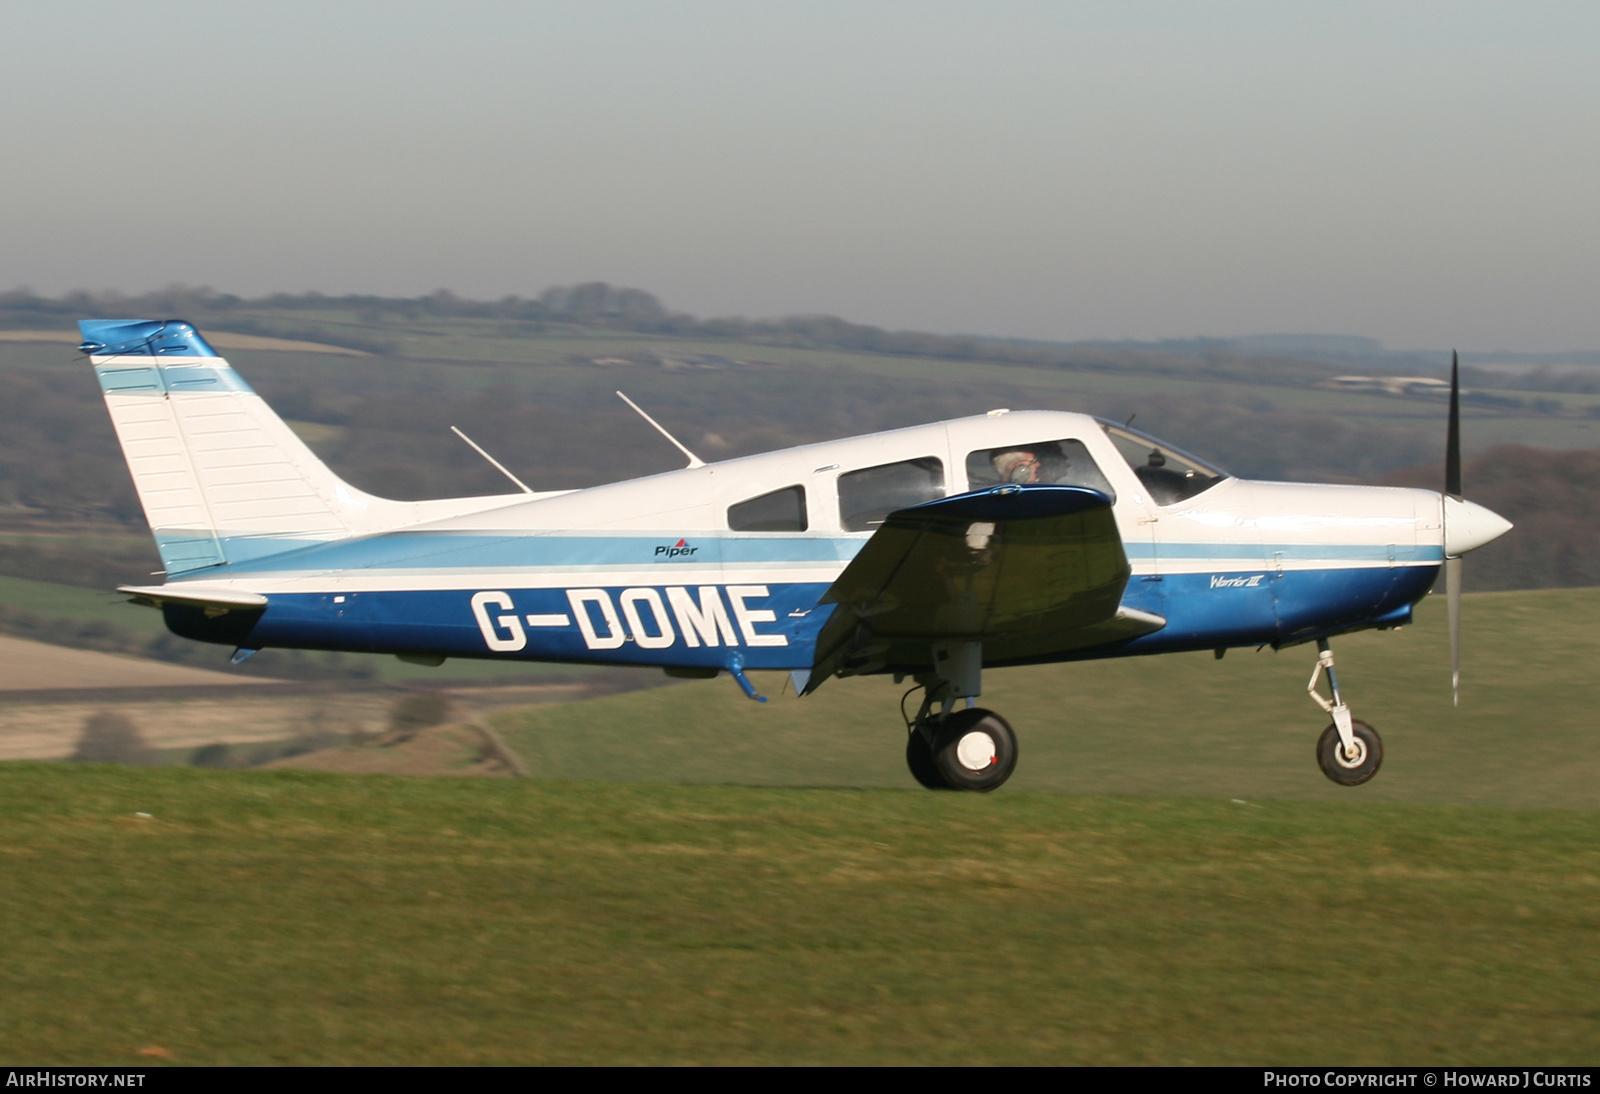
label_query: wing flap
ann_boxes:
[808,485,1161,690]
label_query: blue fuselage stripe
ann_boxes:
[164,565,1439,669]
[178,531,1445,575]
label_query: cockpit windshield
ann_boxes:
[1098,421,1228,506]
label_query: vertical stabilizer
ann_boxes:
[80,319,525,575]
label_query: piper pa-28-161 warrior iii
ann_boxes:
[81,319,1512,791]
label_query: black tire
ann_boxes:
[931,708,1018,792]
[906,726,949,789]
[1316,719,1383,786]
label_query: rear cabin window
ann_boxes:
[1100,423,1226,506]
[727,485,808,532]
[838,457,945,532]
[965,438,1116,501]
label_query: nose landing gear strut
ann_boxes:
[1307,638,1383,786]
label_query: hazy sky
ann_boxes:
[3,2,1597,350]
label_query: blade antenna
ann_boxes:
[1444,350,1462,706]
[615,391,705,469]
[450,426,533,494]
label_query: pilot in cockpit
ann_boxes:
[992,449,1043,484]
[976,440,1115,496]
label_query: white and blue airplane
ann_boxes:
[80,318,1511,791]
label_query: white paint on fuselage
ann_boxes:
[165,409,1448,597]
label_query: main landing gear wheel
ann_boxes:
[1316,719,1383,786]
[905,728,949,790]
[931,708,1018,792]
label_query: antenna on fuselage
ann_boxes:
[615,391,706,469]
[449,426,534,494]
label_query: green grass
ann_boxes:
[496,587,1600,809]
[4,586,1597,1065]
[0,575,171,635]
[1,765,1597,1065]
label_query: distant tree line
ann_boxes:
[0,290,1590,597]
[12,284,1600,396]
[0,285,1341,386]
[1459,366,1600,396]
[0,336,1438,536]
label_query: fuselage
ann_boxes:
[159,409,1446,671]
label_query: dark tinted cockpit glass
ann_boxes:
[1100,422,1226,505]
[838,457,945,532]
[728,485,807,532]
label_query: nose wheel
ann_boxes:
[1316,719,1383,785]
[1306,638,1384,786]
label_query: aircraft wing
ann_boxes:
[806,484,1164,691]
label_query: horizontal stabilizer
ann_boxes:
[118,584,268,615]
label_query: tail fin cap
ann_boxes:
[78,319,219,358]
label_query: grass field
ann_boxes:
[0,588,1596,1064]
[494,587,1600,810]
[0,575,169,636]
[2,767,1597,1065]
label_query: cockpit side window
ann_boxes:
[965,438,1116,501]
[728,485,808,532]
[838,457,945,532]
[1100,422,1227,506]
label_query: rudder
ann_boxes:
[81,319,523,575]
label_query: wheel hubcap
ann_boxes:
[955,730,997,771]
[1337,737,1368,768]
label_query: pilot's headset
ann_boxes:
[995,450,1039,484]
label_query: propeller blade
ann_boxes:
[1446,350,1462,501]
[1446,555,1462,707]
[1444,350,1462,705]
